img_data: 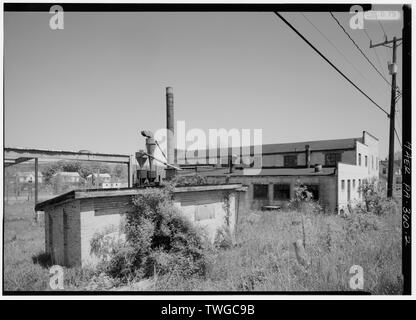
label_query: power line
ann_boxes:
[378,20,387,38]
[273,12,389,117]
[395,128,402,147]
[363,29,389,81]
[329,12,393,88]
[300,13,369,82]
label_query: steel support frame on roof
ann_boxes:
[4,148,134,211]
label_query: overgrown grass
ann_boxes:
[3,201,402,293]
[154,209,402,293]
[3,202,50,291]
[3,202,97,291]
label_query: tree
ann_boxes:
[41,162,61,184]
[112,164,126,180]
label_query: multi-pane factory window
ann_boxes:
[284,155,297,167]
[253,184,268,200]
[325,152,342,166]
[274,184,290,200]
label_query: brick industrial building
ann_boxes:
[177,131,380,214]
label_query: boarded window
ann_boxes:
[274,184,290,200]
[284,155,297,167]
[253,184,268,200]
[325,152,342,166]
[194,205,215,221]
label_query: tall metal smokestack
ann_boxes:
[305,144,311,168]
[166,87,175,164]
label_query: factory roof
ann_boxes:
[54,171,79,177]
[87,173,111,178]
[176,137,363,161]
[53,172,81,176]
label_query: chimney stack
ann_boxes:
[305,145,311,168]
[166,87,175,164]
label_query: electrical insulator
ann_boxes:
[388,62,398,75]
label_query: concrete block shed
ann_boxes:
[35,184,247,268]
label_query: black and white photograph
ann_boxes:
[1,1,411,298]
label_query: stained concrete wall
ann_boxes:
[44,200,81,267]
[174,190,237,243]
[182,149,357,168]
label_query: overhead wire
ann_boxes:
[273,12,390,117]
[329,12,394,89]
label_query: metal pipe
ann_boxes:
[141,151,182,171]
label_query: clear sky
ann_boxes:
[4,6,403,159]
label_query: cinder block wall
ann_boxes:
[44,200,81,267]
[44,188,241,268]
[79,198,127,267]
[174,190,237,243]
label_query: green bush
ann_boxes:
[358,179,399,215]
[289,184,322,214]
[102,186,212,282]
[171,174,208,186]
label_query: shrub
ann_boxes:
[32,252,52,268]
[289,184,322,214]
[171,174,208,186]
[90,226,125,262]
[101,186,212,282]
[214,226,234,250]
[358,179,398,215]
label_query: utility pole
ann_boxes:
[370,36,402,198]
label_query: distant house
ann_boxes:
[86,173,111,187]
[16,172,43,184]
